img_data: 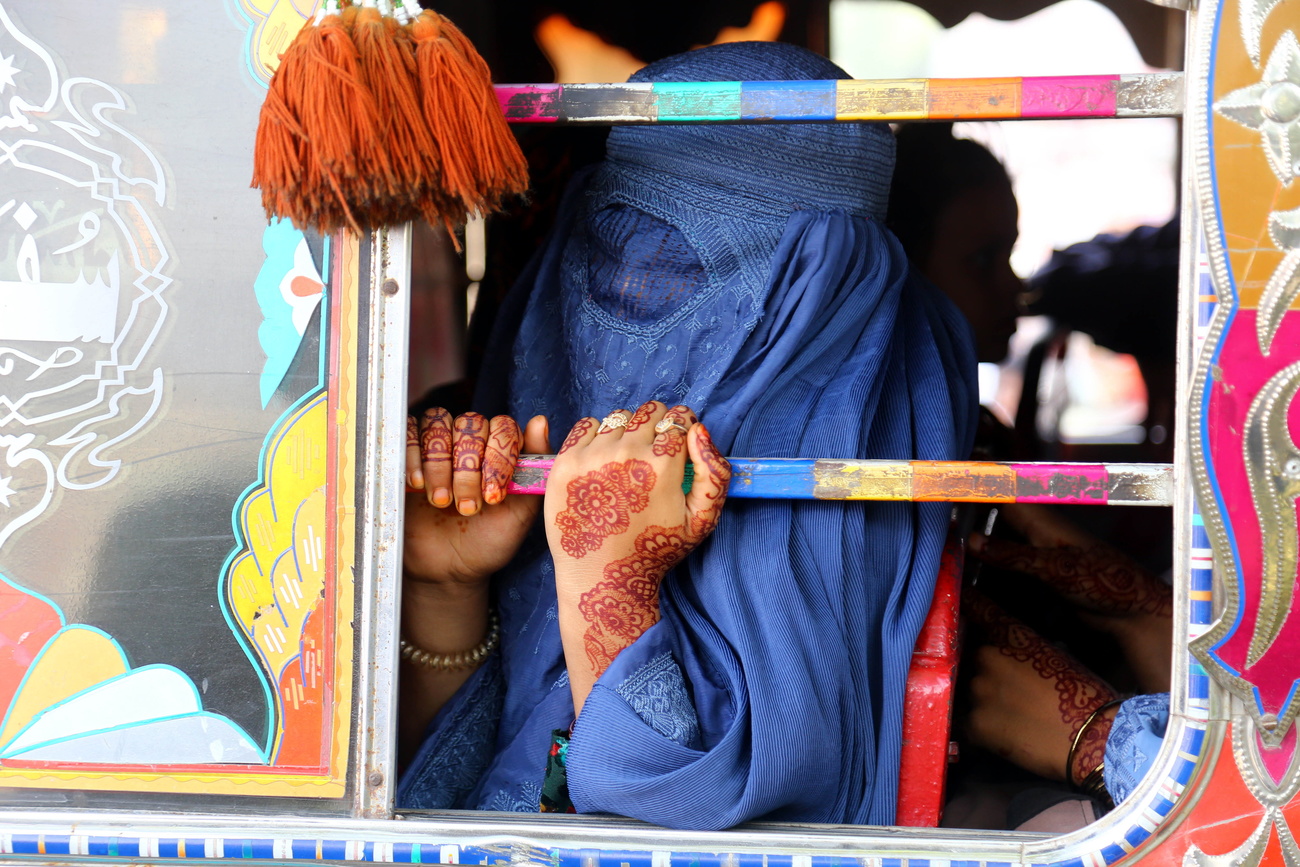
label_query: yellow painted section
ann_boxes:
[0,627,127,748]
[225,394,328,757]
[813,462,914,500]
[836,79,929,120]
[237,0,316,84]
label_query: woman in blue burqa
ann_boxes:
[397,41,978,829]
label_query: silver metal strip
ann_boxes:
[351,225,413,819]
[1117,72,1186,116]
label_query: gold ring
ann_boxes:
[598,410,632,433]
[654,418,690,435]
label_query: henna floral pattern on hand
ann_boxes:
[969,593,1117,783]
[577,524,696,674]
[559,418,595,455]
[625,401,657,433]
[652,405,697,457]
[483,415,521,498]
[452,412,487,471]
[421,407,453,465]
[407,415,419,448]
[555,459,657,557]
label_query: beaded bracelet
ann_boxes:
[400,610,500,671]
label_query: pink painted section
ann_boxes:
[1020,75,1118,118]
[507,456,555,495]
[1207,309,1300,715]
[1255,724,1298,786]
[1013,463,1109,504]
[496,84,561,123]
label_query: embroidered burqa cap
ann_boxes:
[400,41,979,829]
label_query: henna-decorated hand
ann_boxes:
[545,402,730,712]
[969,503,1172,692]
[963,590,1119,785]
[403,408,549,590]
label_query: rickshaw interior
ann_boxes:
[400,0,1186,837]
[0,0,1212,859]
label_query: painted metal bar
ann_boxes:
[508,457,1173,506]
[497,73,1183,123]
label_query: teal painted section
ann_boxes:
[653,82,742,122]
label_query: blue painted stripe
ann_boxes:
[1190,673,1211,699]
[1152,794,1175,815]
[363,841,377,862]
[1172,756,1196,784]
[1182,724,1206,755]
[1100,843,1127,863]
[463,845,499,864]
[1192,523,1210,548]
[1125,825,1152,848]
[570,849,604,867]
[159,839,181,859]
[599,851,653,867]
[185,838,208,858]
[882,860,905,867]
[42,837,70,856]
[394,842,416,863]
[1191,600,1213,624]
[11,835,40,855]
[741,79,836,120]
[322,839,349,860]
[1190,567,1212,590]
[292,840,317,859]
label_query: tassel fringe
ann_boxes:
[253,1,529,238]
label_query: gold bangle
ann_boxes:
[1066,697,1123,787]
[400,610,500,671]
[1076,762,1113,808]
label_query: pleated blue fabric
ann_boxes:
[398,42,978,829]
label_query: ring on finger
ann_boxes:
[654,417,691,436]
[598,410,633,433]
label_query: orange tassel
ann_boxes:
[410,9,528,228]
[254,1,527,236]
[252,12,319,226]
[353,4,429,219]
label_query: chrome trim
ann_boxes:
[352,225,413,819]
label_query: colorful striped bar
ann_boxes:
[508,458,1173,506]
[496,73,1182,124]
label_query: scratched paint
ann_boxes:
[494,75,1149,124]
[506,457,1170,504]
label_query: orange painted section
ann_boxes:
[1215,2,1300,310]
[927,78,1022,119]
[911,461,1018,501]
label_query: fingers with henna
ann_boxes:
[684,422,730,538]
[482,416,522,506]
[451,412,489,515]
[653,404,697,458]
[623,401,665,439]
[406,416,423,491]
[559,417,599,456]
[419,408,454,507]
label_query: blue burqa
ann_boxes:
[399,42,979,830]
